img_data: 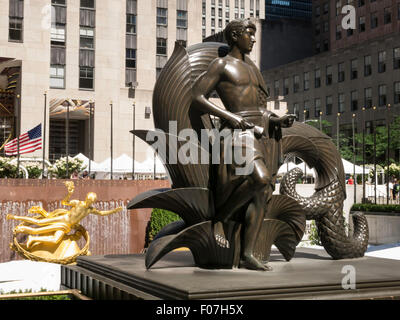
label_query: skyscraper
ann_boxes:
[265,0,312,20]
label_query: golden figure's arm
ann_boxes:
[61,181,75,206]
[91,207,123,216]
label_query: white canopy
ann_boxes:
[278,158,370,176]
[90,153,166,174]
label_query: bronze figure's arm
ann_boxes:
[192,59,253,130]
[91,207,123,216]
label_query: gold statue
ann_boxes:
[7,181,123,264]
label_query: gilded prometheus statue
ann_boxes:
[128,19,369,271]
[8,181,123,264]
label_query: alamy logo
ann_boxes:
[341,5,356,30]
[341,265,356,290]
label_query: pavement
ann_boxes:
[0,242,399,294]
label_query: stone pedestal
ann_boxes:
[61,248,400,300]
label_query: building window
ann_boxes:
[394,47,400,69]
[304,101,310,120]
[351,90,358,111]
[338,63,345,82]
[336,0,341,16]
[293,75,300,93]
[284,78,289,95]
[50,65,65,89]
[126,14,137,34]
[338,93,345,113]
[315,69,321,88]
[303,72,309,91]
[80,0,94,9]
[80,27,94,49]
[378,51,386,73]
[326,65,332,85]
[79,66,94,89]
[364,55,372,76]
[395,82,400,104]
[157,38,167,55]
[157,7,168,25]
[177,10,187,28]
[364,87,372,108]
[384,7,392,24]
[274,80,280,97]
[293,103,299,119]
[126,48,136,68]
[9,0,24,42]
[351,59,358,80]
[370,12,378,29]
[359,16,365,32]
[358,0,365,7]
[314,98,321,118]
[326,96,333,115]
[378,85,387,107]
[51,24,66,46]
[336,25,342,40]
[52,0,66,4]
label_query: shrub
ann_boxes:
[351,203,400,213]
[0,157,20,178]
[308,220,322,246]
[147,208,181,243]
[48,157,86,179]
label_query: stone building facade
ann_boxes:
[0,0,264,165]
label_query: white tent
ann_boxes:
[342,158,370,175]
[72,153,103,172]
[278,158,370,176]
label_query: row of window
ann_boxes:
[273,47,400,96]
[202,0,260,38]
[49,0,96,90]
[291,81,400,120]
[335,5,400,41]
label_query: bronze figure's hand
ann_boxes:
[279,114,296,128]
[229,115,254,130]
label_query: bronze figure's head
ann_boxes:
[224,19,257,53]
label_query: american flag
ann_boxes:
[5,124,42,156]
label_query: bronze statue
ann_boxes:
[128,19,369,271]
[8,181,123,264]
[191,19,295,270]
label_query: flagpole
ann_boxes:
[66,103,69,178]
[88,100,93,176]
[16,94,20,177]
[110,101,113,180]
[42,91,47,179]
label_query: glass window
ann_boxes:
[50,65,65,89]
[359,16,365,32]
[284,78,289,95]
[364,87,372,108]
[326,65,332,85]
[394,82,400,104]
[80,27,94,49]
[338,93,345,113]
[378,85,387,106]
[177,10,187,28]
[79,66,94,89]
[326,96,333,115]
[126,48,136,68]
[394,47,400,69]
[338,62,345,82]
[378,51,386,73]
[315,69,321,88]
[351,59,358,80]
[157,7,168,25]
[293,75,300,93]
[274,80,279,96]
[364,55,372,76]
[304,72,309,91]
[126,14,136,34]
[80,0,94,9]
[157,38,167,55]
[314,98,321,117]
[9,17,23,42]
[370,12,378,29]
[351,90,358,111]
[384,7,392,24]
